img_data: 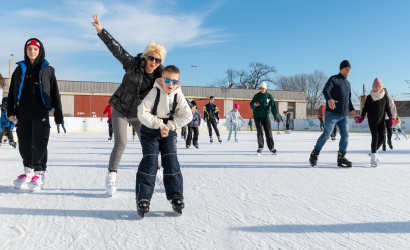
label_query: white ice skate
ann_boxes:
[276,131,281,134]
[234,138,239,143]
[155,168,165,191]
[105,171,117,197]
[370,153,379,167]
[227,137,230,142]
[13,167,35,189]
[28,171,45,192]
[285,130,291,134]
[394,137,400,140]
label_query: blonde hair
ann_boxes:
[142,42,167,63]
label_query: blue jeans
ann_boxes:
[314,111,349,153]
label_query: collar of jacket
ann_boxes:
[337,73,347,79]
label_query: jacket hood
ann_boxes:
[24,38,45,66]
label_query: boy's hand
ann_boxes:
[160,126,169,137]
[91,14,103,34]
[8,116,15,123]
[254,102,260,107]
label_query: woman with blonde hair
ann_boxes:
[91,14,166,197]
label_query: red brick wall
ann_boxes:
[192,98,224,119]
[233,100,252,119]
[74,95,111,117]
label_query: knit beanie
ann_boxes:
[258,81,267,89]
[209,96,215,100]
[373,78,383,88]
[234,103,239,109]
[340,60,351,70]
[191,100,197,106]
[26,39,41,50]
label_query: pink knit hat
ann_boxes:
[234,103,239,109]
[373,78,382,88]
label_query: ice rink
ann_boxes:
[1,130,410,249]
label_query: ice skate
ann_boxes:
[270,148,277,155]
[331,136,335,141]
[394,137,400,140]
[382,143,386,151]
[155,168,165,191]
[210,136,213,144]
[257,148,263,155]
[234,138,239,143]
[227,137,230,142]
[58,133,60,136]
[108,137,113,142]
[186,145,190,148]
[194,144,199,149]
[370,153,379,167]
[387,140,393,150]
[13,167,35,189]
[29,171,45,192]
[276,131,281,134]
[171,199,184,215]
[64,133,67,136]
[337,152,352,168]
[9,141,17,148]
[309,149,320,167]
[105,171,117,197]
[218,136,222,144]
[137,199,150,218]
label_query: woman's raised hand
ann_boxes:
[91,14,102,34]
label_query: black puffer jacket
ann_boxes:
[98,29,164,118]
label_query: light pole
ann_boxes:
[191,65,198,97]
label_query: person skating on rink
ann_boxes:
[100,104,113,141]
[203,96,222,143]
[276,111,283,134]
[8,38,63,191]
[186,100,201,149]
[0,98,17,148]
[284,110,291,134]
[354,78,394,167]
[225,103,245,142]
[309,60,359,168]
[248,117,254,131]
[136,65,192,217]
[250,81,278,155]
[381,88,396,151]
[393,114,408,140]
[318,114,324,131]
[57,119,67,136]
[92,14,166,197]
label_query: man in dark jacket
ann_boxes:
[203,96,222,143]
[309,60,359,168]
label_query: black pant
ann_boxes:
[286,123,290,130]
[370,121,386,153]
[254,117,274,149]
[383,119,392,145]
[206,119,220,137]
[186,127,199,147]
[1,126,14,142]
[16,114,50,171]
[107,119,113,138]
[136,125,183,201]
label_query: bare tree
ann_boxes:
[275,70,327,115]
[210,62,277,89]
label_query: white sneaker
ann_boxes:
[13,167,35,189]
[371,153,378,167]
[105,171,117,197]
[155,168,165,191]
[29,171,46,192]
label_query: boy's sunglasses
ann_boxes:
[163,78,180,85]
[146,55,162,64]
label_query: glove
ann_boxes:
[354,116,364,124]
[388,116,394,129]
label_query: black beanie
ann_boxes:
[191,100,197,106]
[340,60,351,70]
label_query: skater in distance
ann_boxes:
[203,96,222,143]
[309,60,360,167]
[225,103,245,143]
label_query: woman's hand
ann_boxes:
[91,14,103,34]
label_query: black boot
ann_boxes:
[387,140,393,150]
[137,199,150,218]
[382,143,386,151]
[337,152,352,167]
[309,149,320,167]
[171,199,185,215]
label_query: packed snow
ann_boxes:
[1,130,410,249]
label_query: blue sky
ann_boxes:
[1,0,410,100]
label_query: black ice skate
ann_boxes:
[270,148,277,155]
[186,145,190,148]
[108,137,113,142]
[387,140,393,150]
[382,143,386,151]
[171,199,184,215]
[217,136,222,144]
[331,136,335,141]
[257,148,263,155]
[137,200,150,218]
[194,144,199,149]
[337,151,352,168]
[210,136,213,144]
[309,149,320,167]
[9,141,17,148]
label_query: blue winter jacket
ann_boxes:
[323,73,355,116]
[188,109,201,127]
[0,109,15,130]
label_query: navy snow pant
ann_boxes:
[136,125,183,201]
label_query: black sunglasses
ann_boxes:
[146,55,162,64]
